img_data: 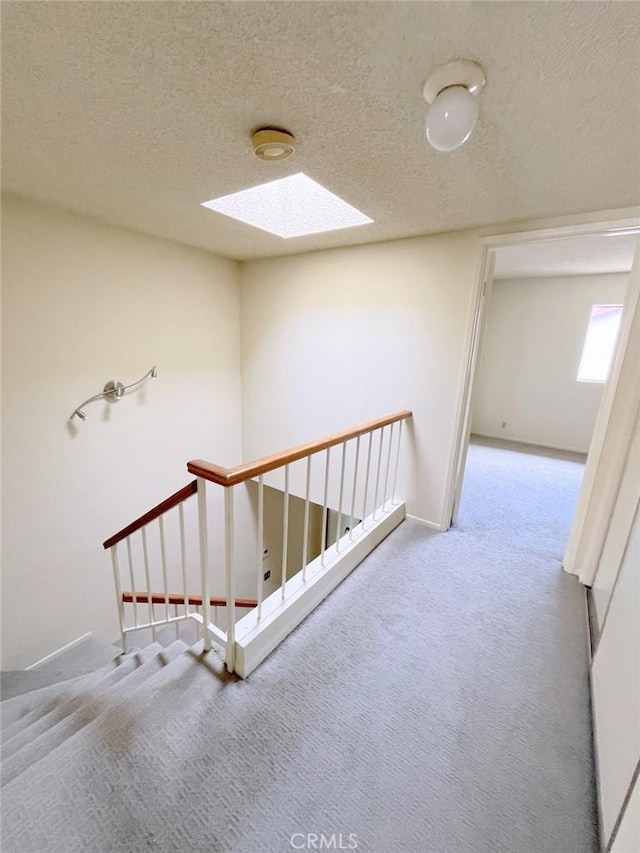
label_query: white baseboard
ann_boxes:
[405,514,443,531]
[472,433,588,456]
[233,503,405,678]
[26,632,92,670]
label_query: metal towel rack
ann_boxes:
[70,366,157,421]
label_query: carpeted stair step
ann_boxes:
[0,636,122,702]
[1,654,133,735]
[1,643,164,757]
[1,663,119,703]
[0,641,233,853]
[1,644,153,744]
[0,637,287,853]
[1,641,188,787]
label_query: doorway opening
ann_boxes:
[449,223,639,573]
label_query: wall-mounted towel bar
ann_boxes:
[70,366,157,421]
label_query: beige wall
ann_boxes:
[473,274,628,453]
[244,482,324,599]
[610,774,640,853]
[592,504,640,846]
[1,194,243,668]
[239,232,481,527]
[591,411,640,629]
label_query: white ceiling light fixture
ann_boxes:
[423,60,485,152]
[201,173,373,239]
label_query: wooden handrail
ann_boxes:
[122,592,257,609]
[103,480,198,549]
[187,410,412,488]
[104,411,411,547]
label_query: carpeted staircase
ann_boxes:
[0,631,226,853]
[3,641,188,784]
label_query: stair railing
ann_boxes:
[103,482,257,652]
[104,410,411,671]
[188,410,411,673]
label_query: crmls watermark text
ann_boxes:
[290,833,359,850]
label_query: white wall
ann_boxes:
[1,194,243,668]
[611,773,640,853]
[591,415,640,629]
[244,482,324,599]
[240,232,481,527]
[592,503,640,847]
[589,404,640,850]
[472,274,628,453]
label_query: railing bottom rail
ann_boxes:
[122,592,257,609]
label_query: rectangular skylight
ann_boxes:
[201,173,373,239]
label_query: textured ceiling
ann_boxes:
[493,233,638,279]
[2,1,640,261]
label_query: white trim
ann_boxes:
[478,210,640,247]
[449,249,496,527]
[472,433,588,457]
[405,514,443,531]
[564,244,640,584]
[26,632,92,670]
[586,599,607,852]
[188,612,227,652]
[233,502,405,678]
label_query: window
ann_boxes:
[577,304,623,383]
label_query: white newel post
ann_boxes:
[224,486,236,672]
[197,477,212,652]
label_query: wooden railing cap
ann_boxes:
[188,410,412,488]
[103,411,412,548]
[103,480,198,549]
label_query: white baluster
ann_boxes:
[349,435,361,542]
[110,546,127,653]
[302,455,312,581]
[141,527,156,641]
[281,465,290,601]
[174,604,179,641]
[382,423,394,512]
[179,502,188,619]
[197,478,212,652]
[362,431,373,529]
[373,427,385,521]
[126,536,138,627]
[224,486,236,672]
[392,420,404,504]
[320,447,331,566]
[159,516,169,625]
[257,475,265,620]
[335,442,347,553]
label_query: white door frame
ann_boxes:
[566,242,640,584]
[445,210,640,581]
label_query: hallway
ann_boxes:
[1,442,596,853]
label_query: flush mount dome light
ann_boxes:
[423,60,485,152]
[251,127,296,161]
